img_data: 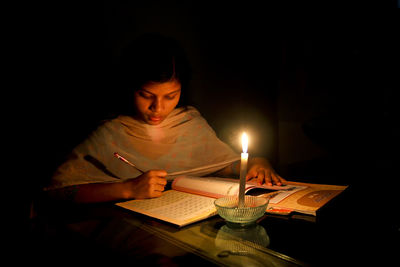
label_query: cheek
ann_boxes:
[166,95,180,111]
[133,96,149,113]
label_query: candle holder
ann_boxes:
[214,195,269,228]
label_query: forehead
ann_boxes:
[141,79,181,94]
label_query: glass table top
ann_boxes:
[29,193,397,267]
[58,204,306,266]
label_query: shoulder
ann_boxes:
[85,118,124,140]
[173,106,210,126]
[177,106,216,134]
[186,105,202,116]
[173,105,203,119]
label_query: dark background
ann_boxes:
[16,0,398,251]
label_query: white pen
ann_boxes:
[113,152,144,173]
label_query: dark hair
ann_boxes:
[117,34,191,113]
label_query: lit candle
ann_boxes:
[238,132,248,208]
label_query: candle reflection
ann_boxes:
[215,224,270,265]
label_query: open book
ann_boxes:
[116,176,347,227]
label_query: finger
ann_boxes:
[148,176,167,186]
[264,171,273,186]
[147,169,168,177]
[271,173,281,186]
[245,169,257,181]
[277,175,287,185]
[154,184,166,192]
[270,172,287,185]
[256,170,265,185]
[148,183,165,194]
[155,176,167,185]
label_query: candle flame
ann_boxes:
[242,132,248,153]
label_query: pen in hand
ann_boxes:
[113,152,144,173]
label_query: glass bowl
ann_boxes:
[214,196,269,227]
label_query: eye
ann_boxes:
[165,93,177,100]
[165,91,180,100]
[138,91,153,99]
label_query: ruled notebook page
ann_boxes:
[116,190,217,226]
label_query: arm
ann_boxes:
[214,157,286,186]
[48,170,168,204]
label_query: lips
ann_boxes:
[148,115,162,122]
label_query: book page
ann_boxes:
[116,190,217,227]
[116,176,299,227]
[267,182,348,215]
[172,176,303,202]
[166,158,240,180]
[172,176,240,198]
[116,177,347,226]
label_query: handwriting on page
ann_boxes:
[126,191,216,221]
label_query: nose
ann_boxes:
[149,97,163,113]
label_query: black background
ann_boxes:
[13,1,399,260]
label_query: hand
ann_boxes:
[245,158,287,186]
[124,170,167,199]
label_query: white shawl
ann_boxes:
[46,106,239,190]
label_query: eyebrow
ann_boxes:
[141,88,181,96]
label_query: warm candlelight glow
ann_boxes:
[242,132,248,153]
[239,132,249,208]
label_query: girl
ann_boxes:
[46,34,285,203]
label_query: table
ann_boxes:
[27,188,397,266]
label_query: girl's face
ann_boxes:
[133,78,181,125]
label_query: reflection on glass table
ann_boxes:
[31,203,308,266]
[215,223,271,266]
[120,213,306,267]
